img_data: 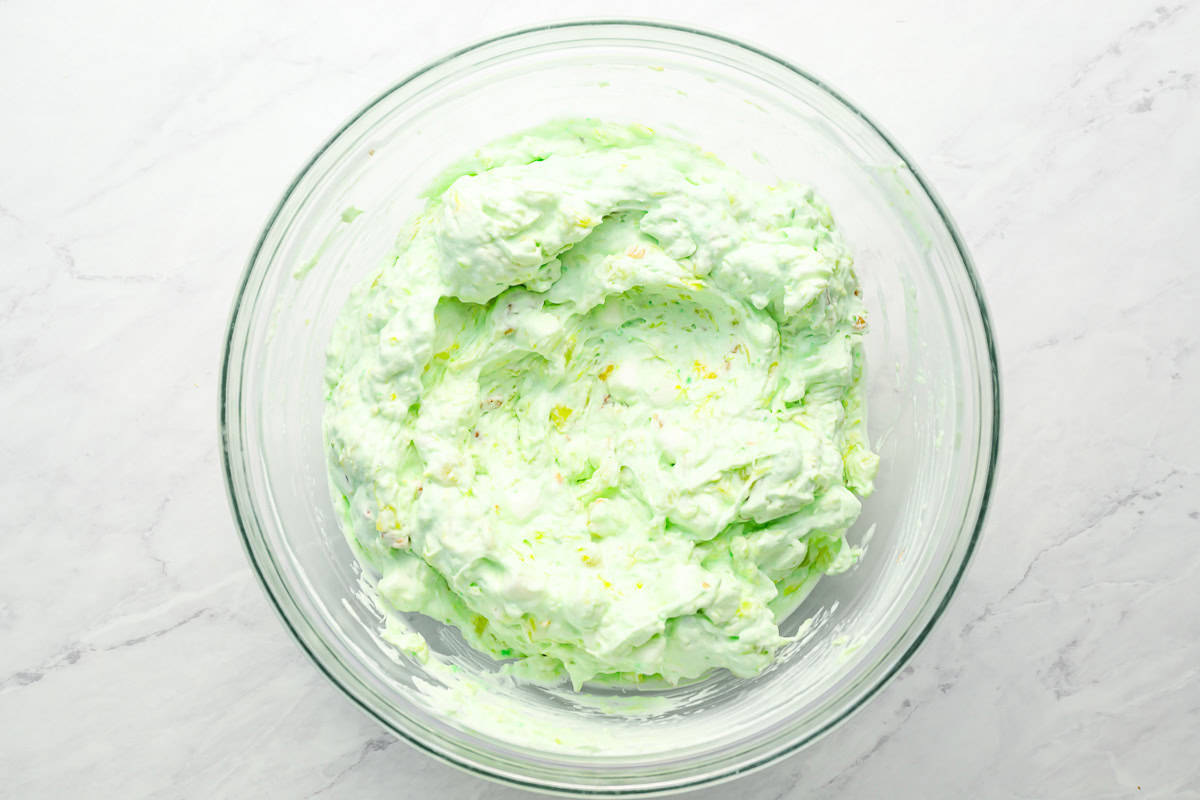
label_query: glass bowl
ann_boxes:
[220,20,999,797]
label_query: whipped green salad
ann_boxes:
[323,120,878,689]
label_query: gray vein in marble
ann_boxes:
[0,609,214,695]
[1068,3,1188,89]
[306,736,401,799]
[961,468,1188,637]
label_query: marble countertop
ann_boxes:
[3,1,1198,797]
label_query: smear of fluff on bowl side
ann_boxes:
[323,119,879,691]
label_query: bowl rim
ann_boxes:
[219,18,1000,797]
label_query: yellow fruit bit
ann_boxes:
[576,216,592,228]
[549,405,573,429]
[598,364,615,381]
[627,245,646,259]
[601,578,612,588]
[635,582,643,589]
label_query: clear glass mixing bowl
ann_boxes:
[220,21,999,797]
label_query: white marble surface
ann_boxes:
[2,0,1198,796]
